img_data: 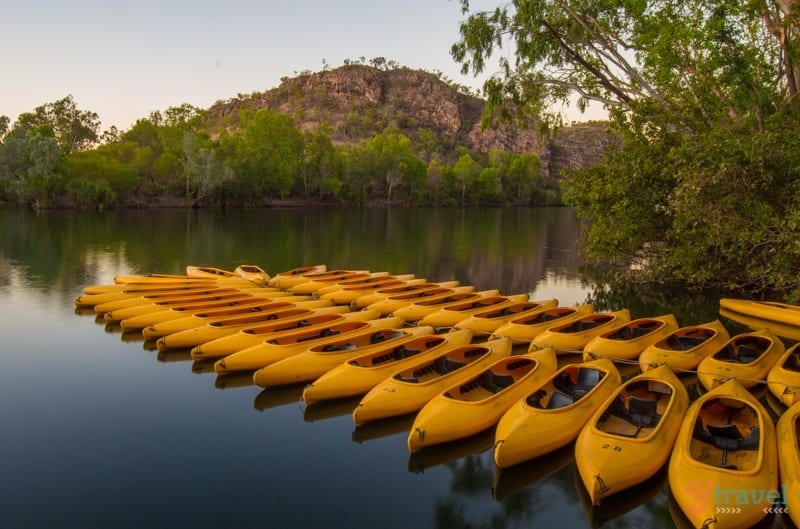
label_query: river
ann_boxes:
[0,206,780,529]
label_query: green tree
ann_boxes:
[452,153,481,205]
[183,133,232,206]
[224,109,304,200]
[505,153,541,204]
[360,128,425,202]
[454,0,800,297]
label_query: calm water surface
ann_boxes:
[0,207,777,529]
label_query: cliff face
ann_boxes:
[206,65,613,176]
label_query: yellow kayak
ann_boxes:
[352,333,513,426]
[189,309,382,360]
[287,270,375,295]
[352,280,461,309]
[638,320,730,373]
[214,315,402,374]
[719,298,800,327]
[113,294,313,329]
[83,278,215,294]
[416,293,530,329]
[92,288,264,315]
[75,284,233,308]
[142,303,347,339]
[582,314,680,362]
[233,264,270,286]
[696,329,784,391]
[313,273,414,298]
[393,289,502,323]
[253,323,432,388]
[777,400,800,528]
[493,358,621,468]
[668,379,778,529]
[451,299,559,336]
[575,364,689,505]
[719,307,800,342]
[365,285,477,316]
[492,304,595,344]
[407,347,558,453]
[302,328,474,404]
[318,277,424,305]
[154,304,349,350]
[530,309,632,355]
[267,264,327,289]
[766,342,800,407]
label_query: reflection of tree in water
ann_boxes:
[582,267,738,327]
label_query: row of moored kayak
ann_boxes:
[75,265,800,529]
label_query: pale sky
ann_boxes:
[1,0,603,132]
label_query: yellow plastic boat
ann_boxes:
[154,304,357,351]
[582,314,680,363]
[301,328,474,404]
[492,305,595,344]
[75,284,233,308]
[365,285,476,316]
[638,320,731,373]
[719,298,800,327]
[142,303,347,339]
[416,293,530,329]
[190,309,382,360]
[451,299,559,336]
[719,306,800,342]
[233,264,270,286]
[92,288,264,315]
[668,379,778,529]
[393,289,501,323]
[766,342,800,407]
[214,315,402,374]
[777,400,800,527]
[110,274,214,285]
[318,277,424,305]
[407,347,558,453]
[352,334,512,426]
[493,358,621,468]
[313,273,414,298]
[530,309,632,355]
[286,270,375,295]
[113,294,313,329]
[83,278,215,295]
[696,329,785,391]
[352,280,461,309]
[575,364,689,505]
[253,323,432,388]
[267,264,327,289]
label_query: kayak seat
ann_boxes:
[700,422,760,451]
[320,328,340,338]
[667,334,707,351]
[786,351,800,372]
[433,357,465,375]
[322,343,357,352]
[735,344,761,364]
[547,390,575,409]
[628,396,661,427]
[632,323,657,337]
[479,371,515,394]
[393,346,420,361]
[573,368,603,398]
[370,333,387,344]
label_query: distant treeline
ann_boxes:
[0,96,555,209]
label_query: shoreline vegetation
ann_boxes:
[4,0,800,303]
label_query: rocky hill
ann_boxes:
[205,65,615,177]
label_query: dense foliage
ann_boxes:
[454,0,800,300]
[0,96,555,210]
